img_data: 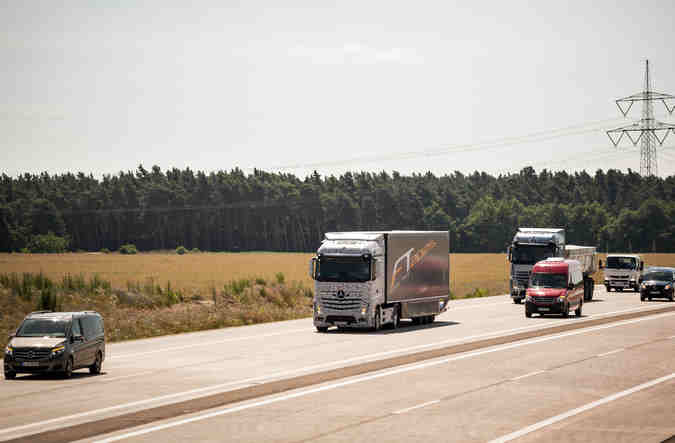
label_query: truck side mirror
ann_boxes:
[506,246,511,262]
[598,259,603,269]
[639,262,644,271]
[371,259,377,281]
[308,258,317,280]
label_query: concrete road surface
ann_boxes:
[1,287,673,442]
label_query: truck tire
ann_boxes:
[428,315,435,324]
[316,326,328,333]
[390,306,399,329]
[605,286,611,292]
[575,300,582,317]
[373,308,382,332]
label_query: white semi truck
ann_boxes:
[309,231,450,332]
[508,228,597,303]
[600,254,644,292]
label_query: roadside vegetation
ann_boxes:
[0,271,313,351]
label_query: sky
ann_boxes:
[2,0,675,179]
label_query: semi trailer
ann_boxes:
[309,231,450,332]
[508,228,597,303]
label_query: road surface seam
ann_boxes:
[5,305,675,443]
[488,372,675,443]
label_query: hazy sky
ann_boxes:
[2,1,675,178]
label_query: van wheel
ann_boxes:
[640,295,645,301]
[4,370,16,380]
[89,351,102,375]
[575,300,582,317]
[316,326,328,333]
[525,310,532,318]
[513,298,522,304]
[562,303,570,318]
[63,357,73,379]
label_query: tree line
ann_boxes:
[1,165,674,253]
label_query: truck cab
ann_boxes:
[601,254,643,292]
[508,228,565,303]
[525,258,584,318]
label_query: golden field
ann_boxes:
[1,252,674,299]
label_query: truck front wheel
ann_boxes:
[513,298,522,304]
[373,308,381,332]
[316,326,328,333]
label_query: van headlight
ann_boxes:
[525,295,533,302]
[558,296,566,303]
[51,345,65,356]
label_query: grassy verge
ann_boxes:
[0,272,312,350]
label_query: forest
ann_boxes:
[1,165,674,253]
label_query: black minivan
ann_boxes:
[4,311,105,379]
[639,267,675,302]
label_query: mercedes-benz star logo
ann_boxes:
[336,290,346,299]
[28,351,35,359]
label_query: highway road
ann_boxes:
[1,288,674,442]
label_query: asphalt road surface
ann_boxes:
[1,287,673,443]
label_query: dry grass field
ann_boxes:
[0,252,514,299]
[2,252,673,299]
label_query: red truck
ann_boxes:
[525,258,585,318]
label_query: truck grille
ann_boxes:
[320,291,366,311]
[13,347,51,360]
[515,270,530,284]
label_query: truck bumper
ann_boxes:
[314,312,371,329]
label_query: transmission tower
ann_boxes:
[607,60,675,176]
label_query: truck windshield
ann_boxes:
[606,257,636,270]
[641,271,673,281]
[511,245,555,265]
[16,319,68,337]
[316,257,370,282]
[530,273,567,289]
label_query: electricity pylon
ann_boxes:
[607,60,675,176]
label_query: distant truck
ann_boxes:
[524,258,585,318]
[508,228,597,303]
[600,254,644,292]
[309,231,450,332]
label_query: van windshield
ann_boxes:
[606,257,636,270]
[316,257,370,282]
[16,319,68,337]
[530,273,567,289]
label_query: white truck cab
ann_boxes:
[601,254,644,292]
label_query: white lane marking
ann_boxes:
[668,335,675,339]
[108,328,308,360]
[3,304,671,437]
[510,370,545,381]
[489,372,675,443]
[597,348,624,357]
[92,311,675,443]
[451,301,511,310]
[393,400,440,415]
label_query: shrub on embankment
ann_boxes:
[0,272,313,350]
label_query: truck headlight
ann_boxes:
[641,283,647,289]
[666,284,672,291]
[4,345,12,356]
[361,307,367,315]
[316,304,321,314]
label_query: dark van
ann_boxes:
[4,311,105,379]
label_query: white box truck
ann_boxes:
[309,231,450,332]
[600,254,644,292]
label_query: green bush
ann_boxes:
[100,248,110,254]
[27,232,69,253]
[275,272,286,284]
[176,246,188,255]
[119,244,138,255]
[191,248,201,253]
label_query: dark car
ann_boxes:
[639,267,675,302]
[4,311,105,379]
